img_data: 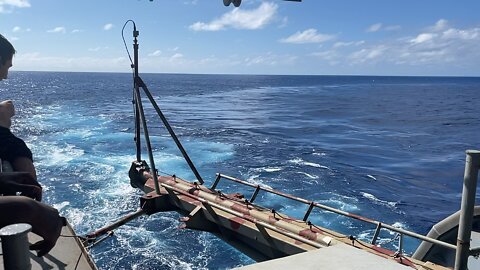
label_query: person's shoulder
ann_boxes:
[0,126,10,132]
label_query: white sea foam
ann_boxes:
[298,171,319,179]
[53,201,70,211]
[318,194,359,212]
[252,166,283,173]
[289,158,330,169]
[65,207,88,228]
[361,192,397,209]
[391,222,407,230]
[246,174,272,189]
[264,167,282,172]
[35,143,85,167]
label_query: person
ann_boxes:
[0,195,64,257]
[0,34,39,190]
[0,33,63,257]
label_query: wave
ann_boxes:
[297,171,319,179]
[361,192,397,209]
[252,166,283,173]
[289,158,330,170]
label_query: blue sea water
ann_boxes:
[1,72,479,269]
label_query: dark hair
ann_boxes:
[0,34,16,65]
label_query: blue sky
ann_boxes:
[1,0,479,76]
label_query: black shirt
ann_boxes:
[0,126,33,163]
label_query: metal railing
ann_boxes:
[211,173,457,254]
[211,151,480,259]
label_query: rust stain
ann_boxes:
[395,256,417,268]
[370,245,396,256]
[231,203,250,215]
[229,217,246,230]
[299,229,317,240]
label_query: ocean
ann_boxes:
[1,72,479,269]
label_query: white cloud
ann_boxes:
[311,50,340,65]
[339,19,480,69]
[148,50,162,57]
[13,52,130,72]
[12,26,30,33]
[88,46,109,52]
[279,17,288,28]
[103,23,114,31]
[184,0,198,5]
[47,27,66,34]
[171,53,183,60]
[410,33,436,44]
[0,0,30,13]
[384,25,401,31]
[71,29,82,33]
[244,52,297,66]
[429,19,449,32]
[349,45,388,63]
[280,28,335,44]
[367,23,382,33]
[333,40,365,48]
[442,28,479,40]
[367,23,401,33]
[189,2,277,31]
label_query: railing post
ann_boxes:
[398,233,404,256]
[454,150,480,270]
[0,223,32,270]
[250,185,261,203]
[303,202,315,221]
[371,222,382,245]
[211,174,222,190]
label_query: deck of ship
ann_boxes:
[0,223,96,270]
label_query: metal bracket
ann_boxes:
[181,205,219,233]
[140,192,176,215]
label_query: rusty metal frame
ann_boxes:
[212,173,458,252]
[160,181,327,248]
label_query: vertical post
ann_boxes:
[211,174,222,190]
[398,233,404,256]
[371,223,382,245]
[133,26,141,162]
[303,202,315,221]
[250,185,261,203]
[454,150,480,270]
[0,223,32,270]
[134,88,161,195]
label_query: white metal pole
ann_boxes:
[455,150,480,270]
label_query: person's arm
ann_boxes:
[12,156,38,182]
[0,100,14,129]
[0,172,42,201]
[0,196,63,256]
